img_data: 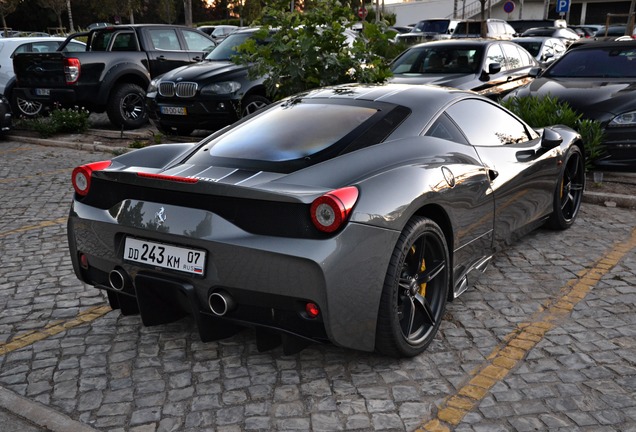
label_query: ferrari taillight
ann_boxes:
[310,186,359,233]
[64,58,81,84]
[72,161,111,196]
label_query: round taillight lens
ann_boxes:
[72,161,111,196]
[305,302,320,319]
[310,186,359,233]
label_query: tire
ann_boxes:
[546,146,584,230]
[375,216,450,357]
[11,93,43,118]
[106,83,148,129]
[240,95,270,118]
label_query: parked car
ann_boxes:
[68,83,584,357]
[520,26,580,45]
[507,19,557,35]
[0,37,86,116]
[506,40,636,170]
[568,25,596,38]
[147,27,272,135]
[451,18,516,40]
[388,39,540,98]
[12,25,215,128]
[593,25,636,39]
[513,36,567,66]
[395,19,458,45]
[197,25,239,42]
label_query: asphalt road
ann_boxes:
[0,138,635,431]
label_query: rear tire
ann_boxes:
[11,92,44,118]
[106,83,148,129]
[375,217,450,358]
[546,146,584,230]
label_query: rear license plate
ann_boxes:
[124,237,205,275]
[160,106,187,115]
[35,88,50,96]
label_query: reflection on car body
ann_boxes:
[513,36,567,66]
[389,39,540,98]
[69,83,584,357]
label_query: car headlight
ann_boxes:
[200,81,241,95]
[608,111,636,127]
[147,79,159,95]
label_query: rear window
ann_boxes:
[546,47,636,78]
[187,99,410,172]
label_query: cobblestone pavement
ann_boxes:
[0,139,635,432]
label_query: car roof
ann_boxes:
[302,83,473,108]
[568,39,636,50]
[409,38,509,49]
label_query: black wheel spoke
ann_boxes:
[419,259,446,284]
[414,293,435,327]
[399,295,416,338]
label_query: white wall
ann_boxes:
[384,0,548,27]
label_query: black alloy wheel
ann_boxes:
[107,83,148,129]
[547,146,584,230]
[240,95,270,117]
[376,216,450,357]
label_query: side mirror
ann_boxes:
[529,66,542,77]
[488,62,502,74]
[540,127,563,150]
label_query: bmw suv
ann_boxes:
[146,28,271,135]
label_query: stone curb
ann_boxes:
[583,190,636,209]
[0,386,99,432]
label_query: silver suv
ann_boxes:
[452,19,516,40]
[396,19,459,45]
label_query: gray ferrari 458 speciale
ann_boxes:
[68,83,585,357]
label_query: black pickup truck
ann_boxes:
[12,24,215,129]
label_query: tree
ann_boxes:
[0,0,19,34]
[158,0,179,23]
[233,0,393,101]
[39,0,67,30]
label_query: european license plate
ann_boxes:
[160,106,187,115]
[123,237,206,275]
[35,88,50,96]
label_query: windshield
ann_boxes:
[545,46,636,78]
[453,22,482,35]
[515,41,541,57]
[391,46,482,74]
[205,31,254,60]
[413,20,451,34]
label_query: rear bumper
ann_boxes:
[13,87,77,106]
[67,199,399,353]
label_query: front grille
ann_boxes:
[158,82,175,97]
[158,81,198,98]
[175,82,198,97]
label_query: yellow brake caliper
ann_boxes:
[412,245,427,297]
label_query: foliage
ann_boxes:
[232,0,394,101]
[501,95,606,171]
[17,106,90,138]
